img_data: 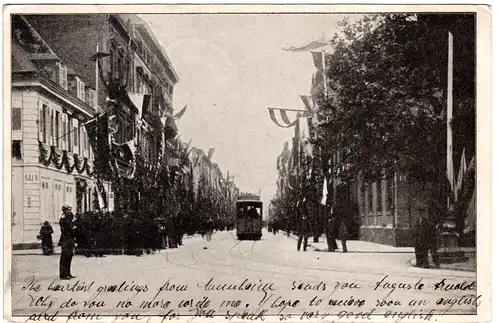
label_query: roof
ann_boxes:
[12,42,37,72]
[120,14,180,84]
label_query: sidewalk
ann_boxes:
[288,233,476,272]
[12,234,197,256]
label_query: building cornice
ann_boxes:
[12,73,96,118]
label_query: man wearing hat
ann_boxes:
[59,203,76,279]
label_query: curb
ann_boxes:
[408,258,475,272]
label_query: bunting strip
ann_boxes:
[174,105,188,120]
[282,40,330,52]
[268,108,298,128]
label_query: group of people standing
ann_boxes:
[39,202,224,280]
[293,196,350,253]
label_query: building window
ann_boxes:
[73,120,79,153]
[87,89,97,109]
[50,109,54,146]
[62,114,68,150]
[58,63,68,90]
[40,104,48,143]
[376,180,382,215]
[12,108,22,130]
[55,111,60,148]
[76,77,86,101]
[12,141,22,159]
[358,181,365,216]
[366,182,372,215]
[136,69,144,93]
[386,173,394,215]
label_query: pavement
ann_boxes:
[288,233,476,272]
[13,231,476,271]
[9,230,478,318]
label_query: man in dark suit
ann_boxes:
[296,198,311,252]
[59,204,76,280]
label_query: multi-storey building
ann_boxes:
[12,14,180,248]
[11,15,103,248]
[319,14,475,247]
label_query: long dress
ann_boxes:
[39,224,54,255]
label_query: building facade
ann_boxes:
[322,14,476,247]
[11,14,180,248]
[11,15,109,248]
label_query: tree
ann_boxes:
[317,14,468,208]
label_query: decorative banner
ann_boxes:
[282,40,330,52]
[207,148,216,162]
[174,105,188,120]
[300,95,314,113]
[267,108,298,128]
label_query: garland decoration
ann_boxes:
[64,151,76,174]
[74,154,87,174]
[39,142,52,166]
[51,147,65,169]
[86,158,95,177]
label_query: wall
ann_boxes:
[25,14,108,105]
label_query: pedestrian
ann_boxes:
[334,183,350,253]
[325,206,339,252]
[414,210,440,268]
[201,217,214,250]
[296,198,310,252]
[166,215,177,249]
[58,203,76,280]
[39,221,54,255]
[335,204,349,253]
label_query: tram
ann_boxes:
[235,193,263,240]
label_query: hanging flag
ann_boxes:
[174,105,188,120]
[299,116,313,158]
[95,186,105,209]
[455,148,467,200]
[127,93,151,120]
[320,177,328,205]
[267,108,299,128]
[207,148,216,162]
[282,40,330,52]
[85,112,112,176]
[300,95,313,113]
[128,93,144,119]
[312,52,324,72]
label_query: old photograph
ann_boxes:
[4,4,490,322]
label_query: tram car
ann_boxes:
[235,193,263,240]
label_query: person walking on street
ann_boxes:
[39,221,54,255]
[296,198,310,252]
[201,217,214,250]
[325,206,339,252]
[335,183,351,253]
[59,204,76,280]
[335,204,349,253]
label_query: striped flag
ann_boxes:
[455,148,467,200]
[267,108,298,128]
[300,95,314,112]
[282,40,330,52]
[174,105,188,120]
[207,148,216,162]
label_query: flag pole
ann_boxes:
[446,31,454,210]
[438,30,467,264]
[95,43,100,113]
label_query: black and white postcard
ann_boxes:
[2,4,492,323]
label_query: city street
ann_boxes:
[12,231,478,318]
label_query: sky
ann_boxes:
[141,13,361,217]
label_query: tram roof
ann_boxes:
[236,200,263,204]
